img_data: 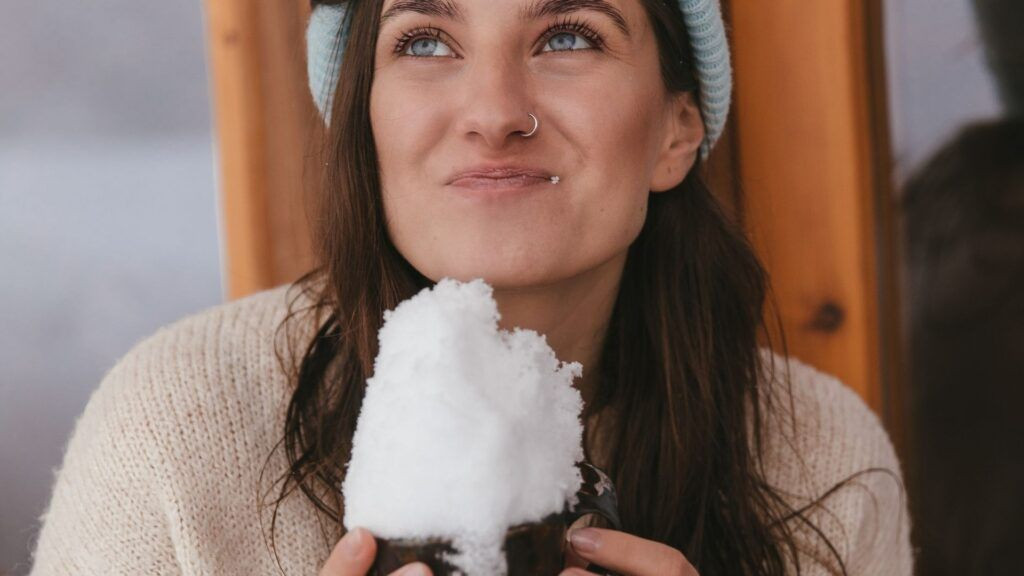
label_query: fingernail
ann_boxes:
[401,563,431,576]
[569,528,599,553]
[342,527,365,557]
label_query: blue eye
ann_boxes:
[541,31,595,53]
[395,27,456,58]
[539,17,604,52]
[407,36,455,57]
[393,18,604,59]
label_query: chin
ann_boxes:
[412,247,574,290]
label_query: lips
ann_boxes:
[447,166,553,187]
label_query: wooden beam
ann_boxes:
[205,0,317,300]
[729,0,887,409]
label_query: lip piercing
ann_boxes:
[521,113,539,138]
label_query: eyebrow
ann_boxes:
[381,0,466,25]
[380,0,631,38]
[523,0,630,38]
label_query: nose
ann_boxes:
[453,56,537,150]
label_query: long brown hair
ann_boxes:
[265,0,863,573]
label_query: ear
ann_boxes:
[649,91,705,193]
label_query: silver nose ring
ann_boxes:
[520,113,539,138]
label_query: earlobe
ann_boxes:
[649,92,705,193]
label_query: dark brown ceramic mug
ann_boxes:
[370,461,620,576]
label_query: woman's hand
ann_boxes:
[319,527,432,576]
[561,527,699,576]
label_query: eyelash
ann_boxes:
[392,16,605,57]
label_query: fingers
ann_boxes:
[319,527,432,576]
[388,563,432,576]
[320,527,376,576]
[567,527,698,576]
[563,542,590,569]
[563,516,593,569]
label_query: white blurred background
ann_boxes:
[885,0,1003,182]
[0,0,1004,573]
[0,1,222,573]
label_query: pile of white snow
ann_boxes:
[341,278,585,575]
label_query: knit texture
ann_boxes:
[305,0,732,155]
[30,284,914,575]
[306,3,350,127]
[677,0,731,157]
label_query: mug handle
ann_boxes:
[564,461,621,530]
[563,461,622,576]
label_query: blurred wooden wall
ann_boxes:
[204,0,900,419]
[206,0,319,300]
[725,0,899,416]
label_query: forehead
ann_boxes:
[379,0,634,38]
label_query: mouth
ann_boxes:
[447,166,554,187]
[448,174,552,190]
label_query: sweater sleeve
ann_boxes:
[759,353,916,576]
[29,342,181,575]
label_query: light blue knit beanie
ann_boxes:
[306,0,731,156]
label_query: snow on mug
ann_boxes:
[370,461,621,576]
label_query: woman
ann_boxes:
[30,0,914,575]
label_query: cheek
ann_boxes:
[370,82,419,189]
[370,80,443,243]
[554,68,664,178]
[558,81,663,230]
[369,92,455,282]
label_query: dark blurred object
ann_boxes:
[972,0,1024,116]
[371,462,622,576]
[903,119,1024,576]
[373,514,567,576]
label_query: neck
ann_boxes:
[491,252,627,407]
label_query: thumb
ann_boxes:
[564,542,590,569]
[320,527,377,576]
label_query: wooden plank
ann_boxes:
[205,0,317,300]
[206,0,273,300]
[729,0,886,409]
[254,0,318,291]
[863,0,909,453]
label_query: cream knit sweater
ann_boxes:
[30,284,915,575]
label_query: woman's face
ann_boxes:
[370,0,702,287]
